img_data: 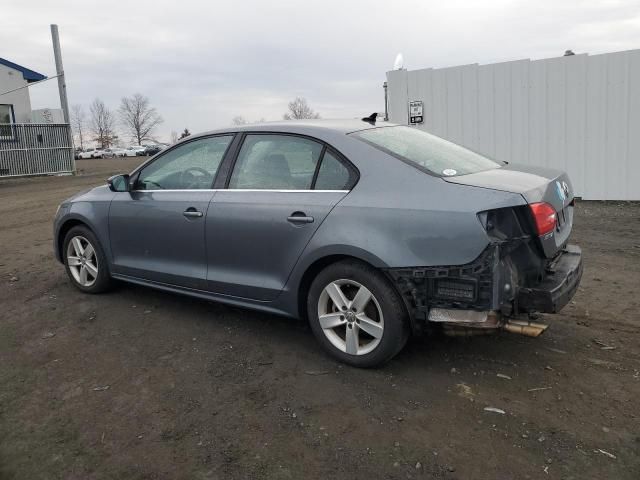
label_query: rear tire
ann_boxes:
[307,260,409,368]
[63,225,113,293]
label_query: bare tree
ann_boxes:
[170,130,179,144]
[179,128,191,139]
[89,98,117,148]
[232,116,267,125]
[71,104,87,150]
[119,93,163,145]
[283,97,320,120]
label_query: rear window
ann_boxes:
[350,126,500,177]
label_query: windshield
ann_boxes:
[351,126,500,177]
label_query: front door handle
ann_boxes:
[183,208,203,218]
[287,212,314,224]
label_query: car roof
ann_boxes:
[191,118,400,139]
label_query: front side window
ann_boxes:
[351,126,500,177]
[136,135,233,190]
[229,134,323,190]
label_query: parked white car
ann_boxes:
[101,148,118,158]
[111,147,128,157]
[77,148,98,159]
[123,146,146,157]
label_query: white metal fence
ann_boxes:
[386,49,640,200]
[0,123,75,177]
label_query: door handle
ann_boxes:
[183,208,203,218]
[287,212,314,224]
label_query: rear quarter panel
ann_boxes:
[303,138,527,267]
[306,175,526,268]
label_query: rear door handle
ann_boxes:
[287,212,314,224]
[183,208,203,218]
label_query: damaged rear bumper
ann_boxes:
[386,244,583,333]
[517,245,583,313]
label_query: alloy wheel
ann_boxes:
[66,235,98,287]
[317,279,384,355]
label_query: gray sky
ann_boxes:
[4,0,640,142]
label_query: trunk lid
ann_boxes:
[444,164,575,258]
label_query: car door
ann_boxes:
[109,134,235,289]
[205,133,357,301]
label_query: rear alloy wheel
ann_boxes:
[308,260,409,367]
[63,226,113,293]
[318,279,384,356]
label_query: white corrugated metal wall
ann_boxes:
[386,50,640,200]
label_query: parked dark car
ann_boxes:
[143,144,163,156]
[53,117,582,367]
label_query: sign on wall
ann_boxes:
[409,101,423,124]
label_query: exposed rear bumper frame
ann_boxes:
[386,244,583,333]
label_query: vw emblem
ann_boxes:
[555,180,569,202]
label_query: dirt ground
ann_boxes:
[1,158,639,480]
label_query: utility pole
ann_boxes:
[51,24,76,174]
[50,24,70,123]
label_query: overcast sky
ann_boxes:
[4,0,640,142]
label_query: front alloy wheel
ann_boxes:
[66,235,98,287]
[63,225,113,293]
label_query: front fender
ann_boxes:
[53,186,115,263]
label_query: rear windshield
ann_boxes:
[350,126,500,177]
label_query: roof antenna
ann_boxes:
[362,112,378,124]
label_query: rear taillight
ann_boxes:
[529,202,557,236]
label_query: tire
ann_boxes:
[63,225,113,293]
[307,260,409,368]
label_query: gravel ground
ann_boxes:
[1,158,639,479]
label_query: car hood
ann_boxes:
[63,185,111,204]
[443,163,573,211]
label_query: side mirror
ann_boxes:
[107,174,130,192]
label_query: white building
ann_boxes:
[0,58,74,178]
[0,57,47,124]
[386,49,640,200]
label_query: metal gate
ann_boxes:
[0,123,75,177]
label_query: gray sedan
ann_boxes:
[54,117,582,367]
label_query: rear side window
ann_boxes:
[314,151,351,190]
[351,126,500,177]
[229,134,323,189]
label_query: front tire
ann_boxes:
[63,226,113,293]
[307,260,409,367]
